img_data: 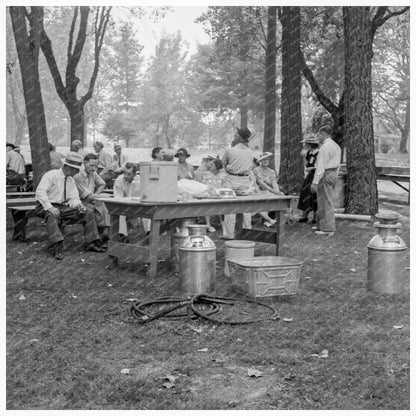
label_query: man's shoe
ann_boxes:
[86,242,106,252]
[312,226,319,231]
[297,218,308,223]
[119,234,130,244]
[315,231,334,236]
[50,242,64,260]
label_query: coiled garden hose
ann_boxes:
[130,294,279,325]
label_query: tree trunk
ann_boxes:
[400,97,409,153]
[240,94,248,129]
[278,7,304,195]
[344,7,378,215]
[10,6,50,188]
[68,102,85,144]
[263,6,277,169]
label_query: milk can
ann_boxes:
[170,218,196,272]
[178,224,217,294]
[367,211,407,294]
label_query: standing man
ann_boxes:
[310,125,341,236]
[113,143,128,176]
[6,142,25,186]
[221,127,254,239]
[93,141,114,188]
[113,162,139,243]
[35,151,105,259]
[74,153,111,248]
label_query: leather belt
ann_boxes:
[227,171,249,177]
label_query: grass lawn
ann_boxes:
[6,199,410,410]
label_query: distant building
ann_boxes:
[373,116,401,153]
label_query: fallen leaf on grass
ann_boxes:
[187,324,203,333]
[107,283,113,287]
[283,317,293,322]
[247,368,263,378]
[350,268,356,272]
[80,259,86,263]
[163,374,177,389]
[29,339,39,343]
[71,294,77,299]
[236,338,243,342]
[310,349,329,358]
[127,298,138,302]
[312,259,319,262]
[304,276,311,280]
[18,294,25,301]
[197,348,208,352]
[120,369,130,374]
[393,325,404,330]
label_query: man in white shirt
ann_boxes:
[310,125,342,236]
[221,128,254,239]
[113,162,138,242]
[35,151,105,259]
[74,153,111,247]
[113,143,128,176]
[71,139,89,158]
[93,141,114,188]
[6,142,25,186]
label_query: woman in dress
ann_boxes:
[253,152,283,227]
[297,136,319,223]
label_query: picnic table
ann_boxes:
[99,194,296,278]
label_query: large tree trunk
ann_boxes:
[240,96,248,129]
[278,7,304,195]
[263,6,277,169]
[10,6,50,188]
[344,7,378,215]
[400,97,409,153]
[68,102,85,144]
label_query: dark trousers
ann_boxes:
[35,203,100,247]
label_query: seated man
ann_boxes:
[113,162,138,243]
[6,142,26,186]
[35,151,105,260]
[74,153,111,248]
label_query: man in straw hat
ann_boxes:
[310,125,341,236]
[35,151,105,259]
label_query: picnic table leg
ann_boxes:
[274,210,285,255]
[109,213,120,241]
[148,219,161,278]
[235,213,243,239]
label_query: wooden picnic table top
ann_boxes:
[6,197,37,208]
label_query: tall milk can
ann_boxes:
[170,218,196,272]
[367,211,407,294]
[178,224,216,295]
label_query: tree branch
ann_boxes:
[371,6,409,40]
[67,6,78,63]
[300,52,338,115]
[81,6,111,104]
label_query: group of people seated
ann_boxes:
[26,126,287,259]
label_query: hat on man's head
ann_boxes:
[257,151,274,162]
[174,148,191,158]
[6,142,16,149]
[236,127,252,141]
[63,151,84,170]
[14,145,21,151]
[301,135,319,145]
[114,143,121,149]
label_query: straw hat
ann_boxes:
[257,151,274,162]
[63,151,84,169]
